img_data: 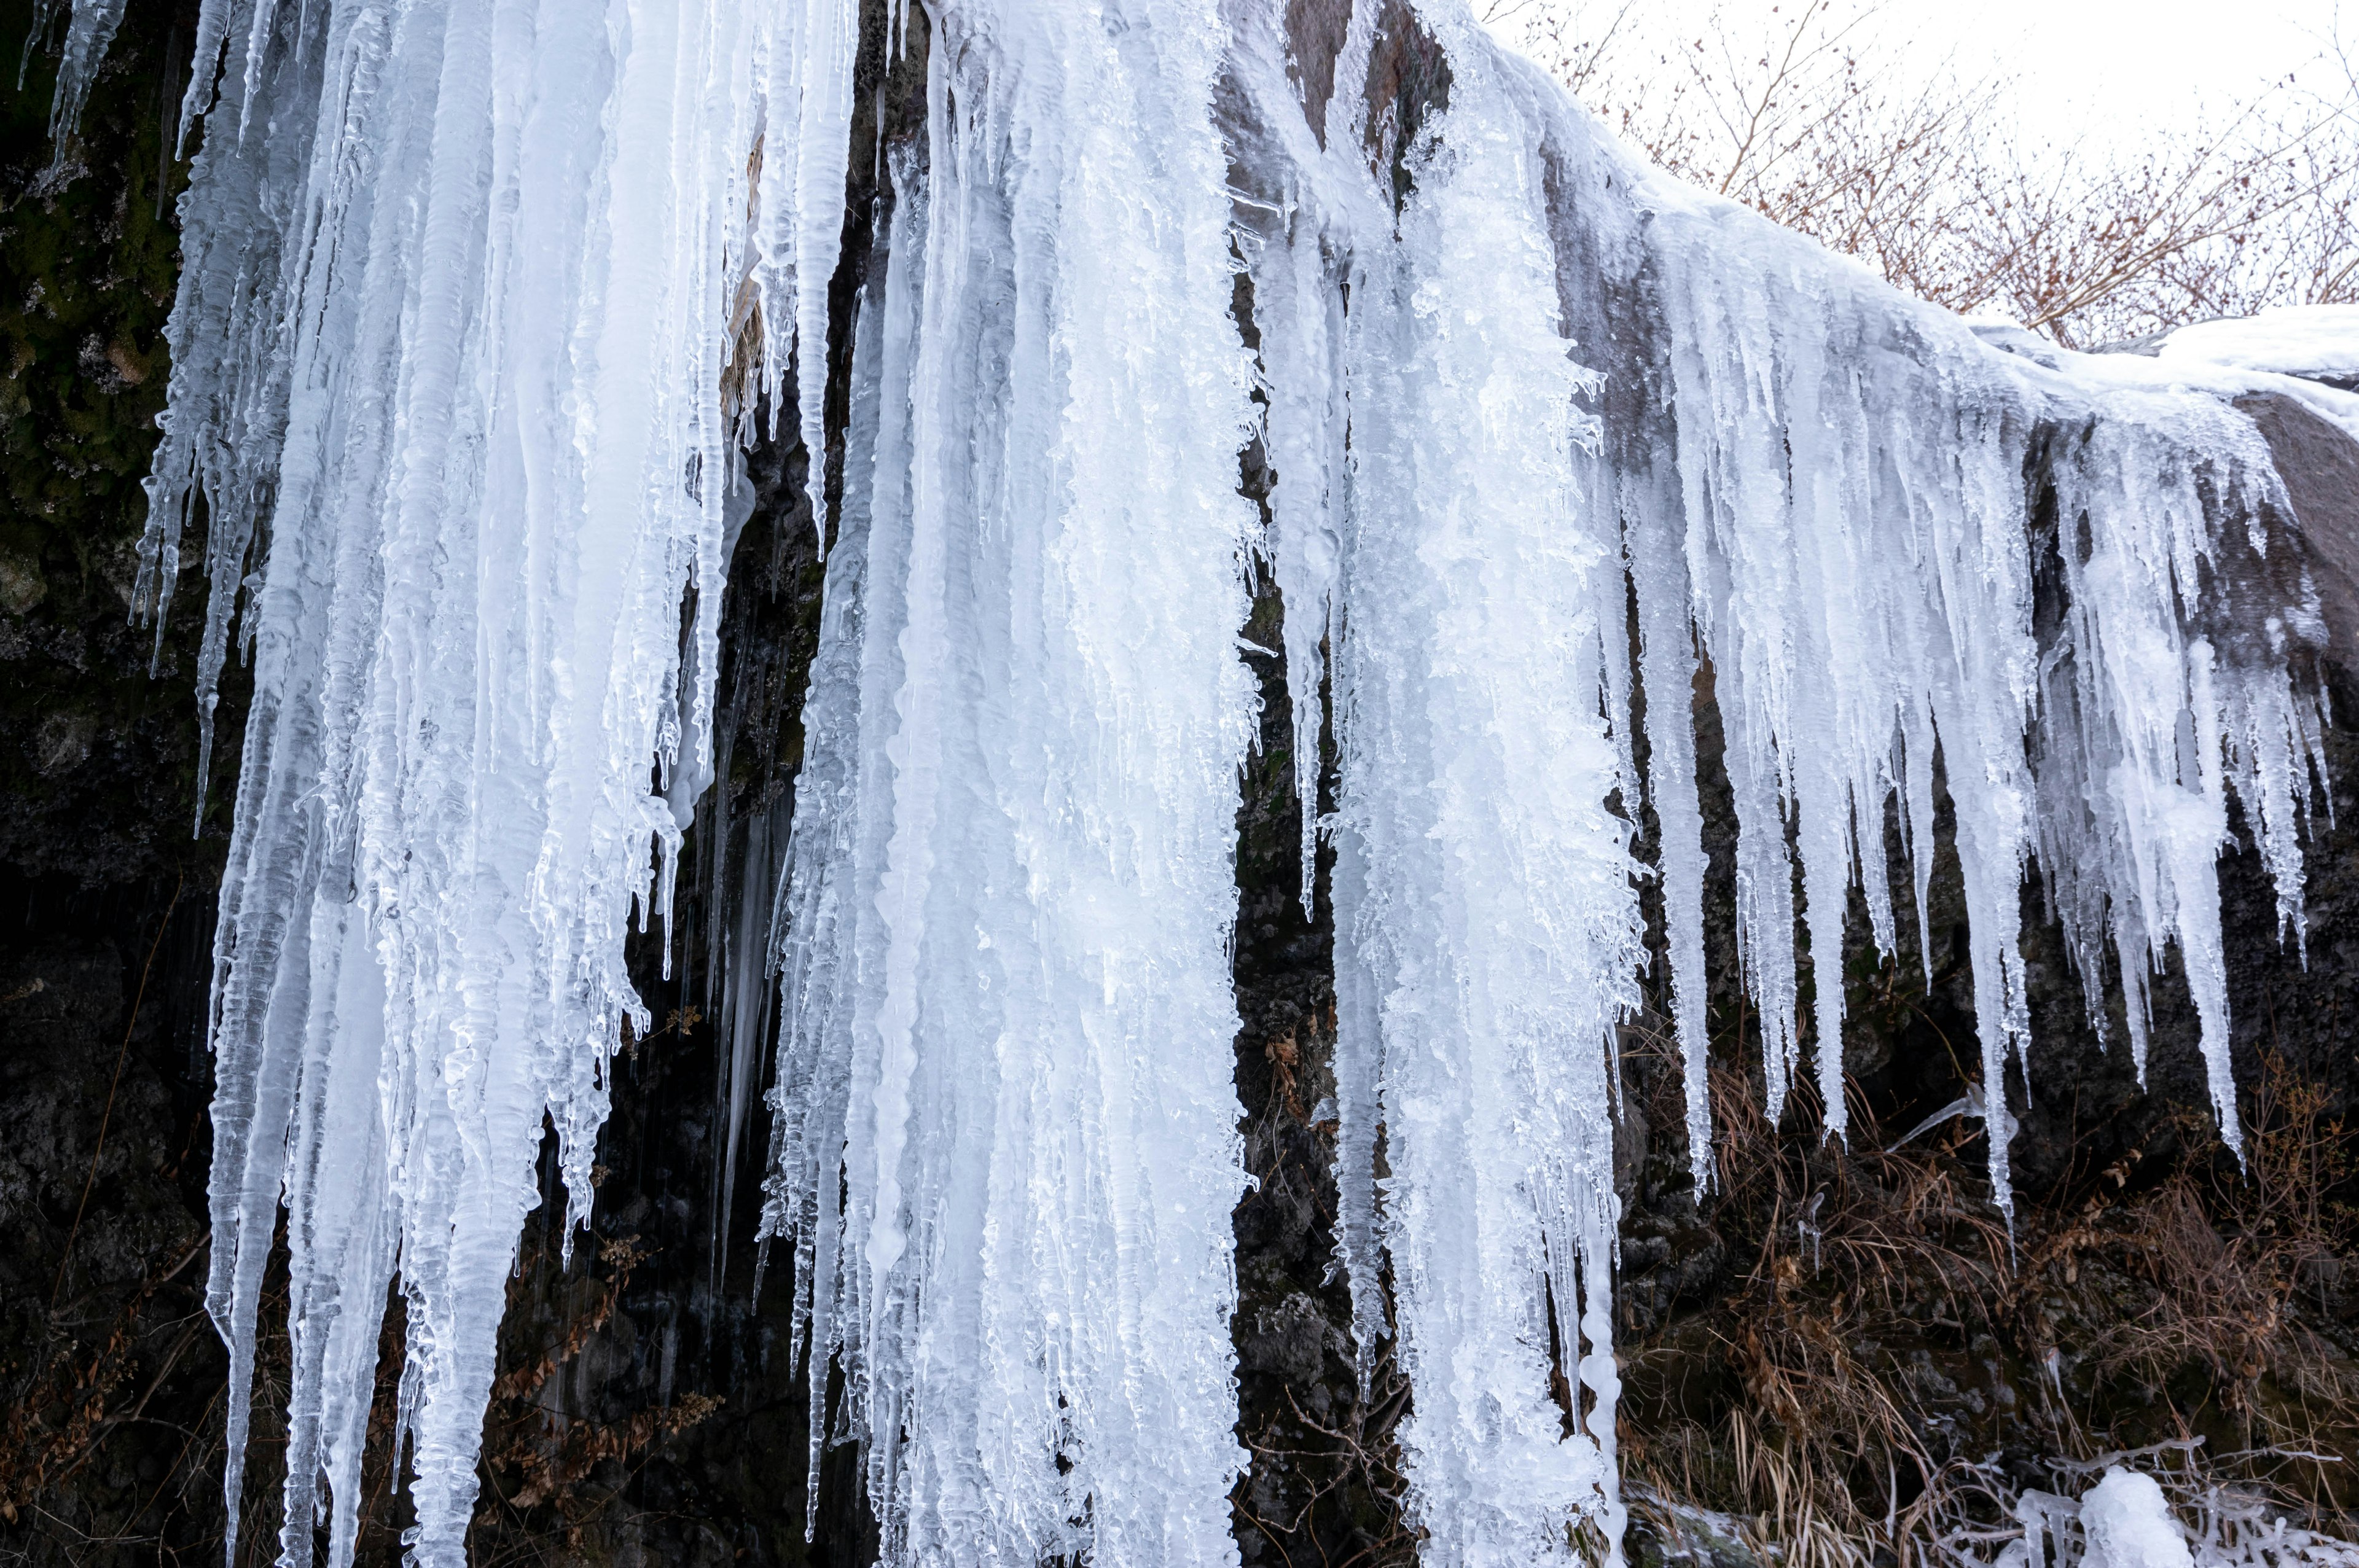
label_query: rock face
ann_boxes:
[2240,393,2359,656]
[6,5,2359,1566]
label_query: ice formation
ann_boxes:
[97,0,2328,1560]
[123,0,850,1560]
[1993,1461,2359,1568]
[20,0,127,158]
[757,2,1263,1558]
[2079,1469,2198,1568]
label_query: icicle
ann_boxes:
[1625,490,1715,1190]
[1322,14,1645,1558]
[761,0,1260,1558]
[793,0,856,543]
[1222,0,1399,1378]
[34,0,130,160]
[750,0,857,548]
[1246,192,1345,916]
[2029,400,2328,1158]
[137,1,821,1559]
[761,144,918,1539]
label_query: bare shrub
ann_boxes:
[1488,0,2359,348]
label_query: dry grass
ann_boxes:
[2059,1055,2359,1501]
[0,1238,207,1530]
[1612,1013,2359,1567]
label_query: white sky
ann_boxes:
[1933,0,2342,148]
[1500,0,2349,155]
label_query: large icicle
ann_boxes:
[1238,168,1347,919]
[760,0,1263,1559]
[133,0,853,1560]
[1319,12,1646,1560]
[753,0,858,540]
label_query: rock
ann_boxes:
[31,711,92,776]
[2236,391,2359,665]
[0,551,44,615]
[1237,1292,1336,1386]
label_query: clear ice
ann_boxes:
[104,0,2330,1561]
[129,0,848,1560]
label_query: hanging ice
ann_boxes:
[128,0,851,1561]
[109,0,2330,1559]
[757,0,1262,1556]
[1243,3,1649,1556]
[23,0,128,159]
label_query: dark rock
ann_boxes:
[2238,391,2359,662]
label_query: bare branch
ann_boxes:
[1495,0,2359,347]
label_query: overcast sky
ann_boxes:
[1493,0,2349,155]
[1939,0,2342,146]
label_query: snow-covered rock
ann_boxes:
[2154,305,2359,392]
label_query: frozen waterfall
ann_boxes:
[100,0,2331,1561]
[759,3,1263,1558]
[125,0,851,1560]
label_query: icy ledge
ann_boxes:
[84,0,2336,1562]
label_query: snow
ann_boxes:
[2081,1469,2197,1568]
[93,0,2331,1561]
[2156,305,2359,386]
[1987,1464,2359,1568]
